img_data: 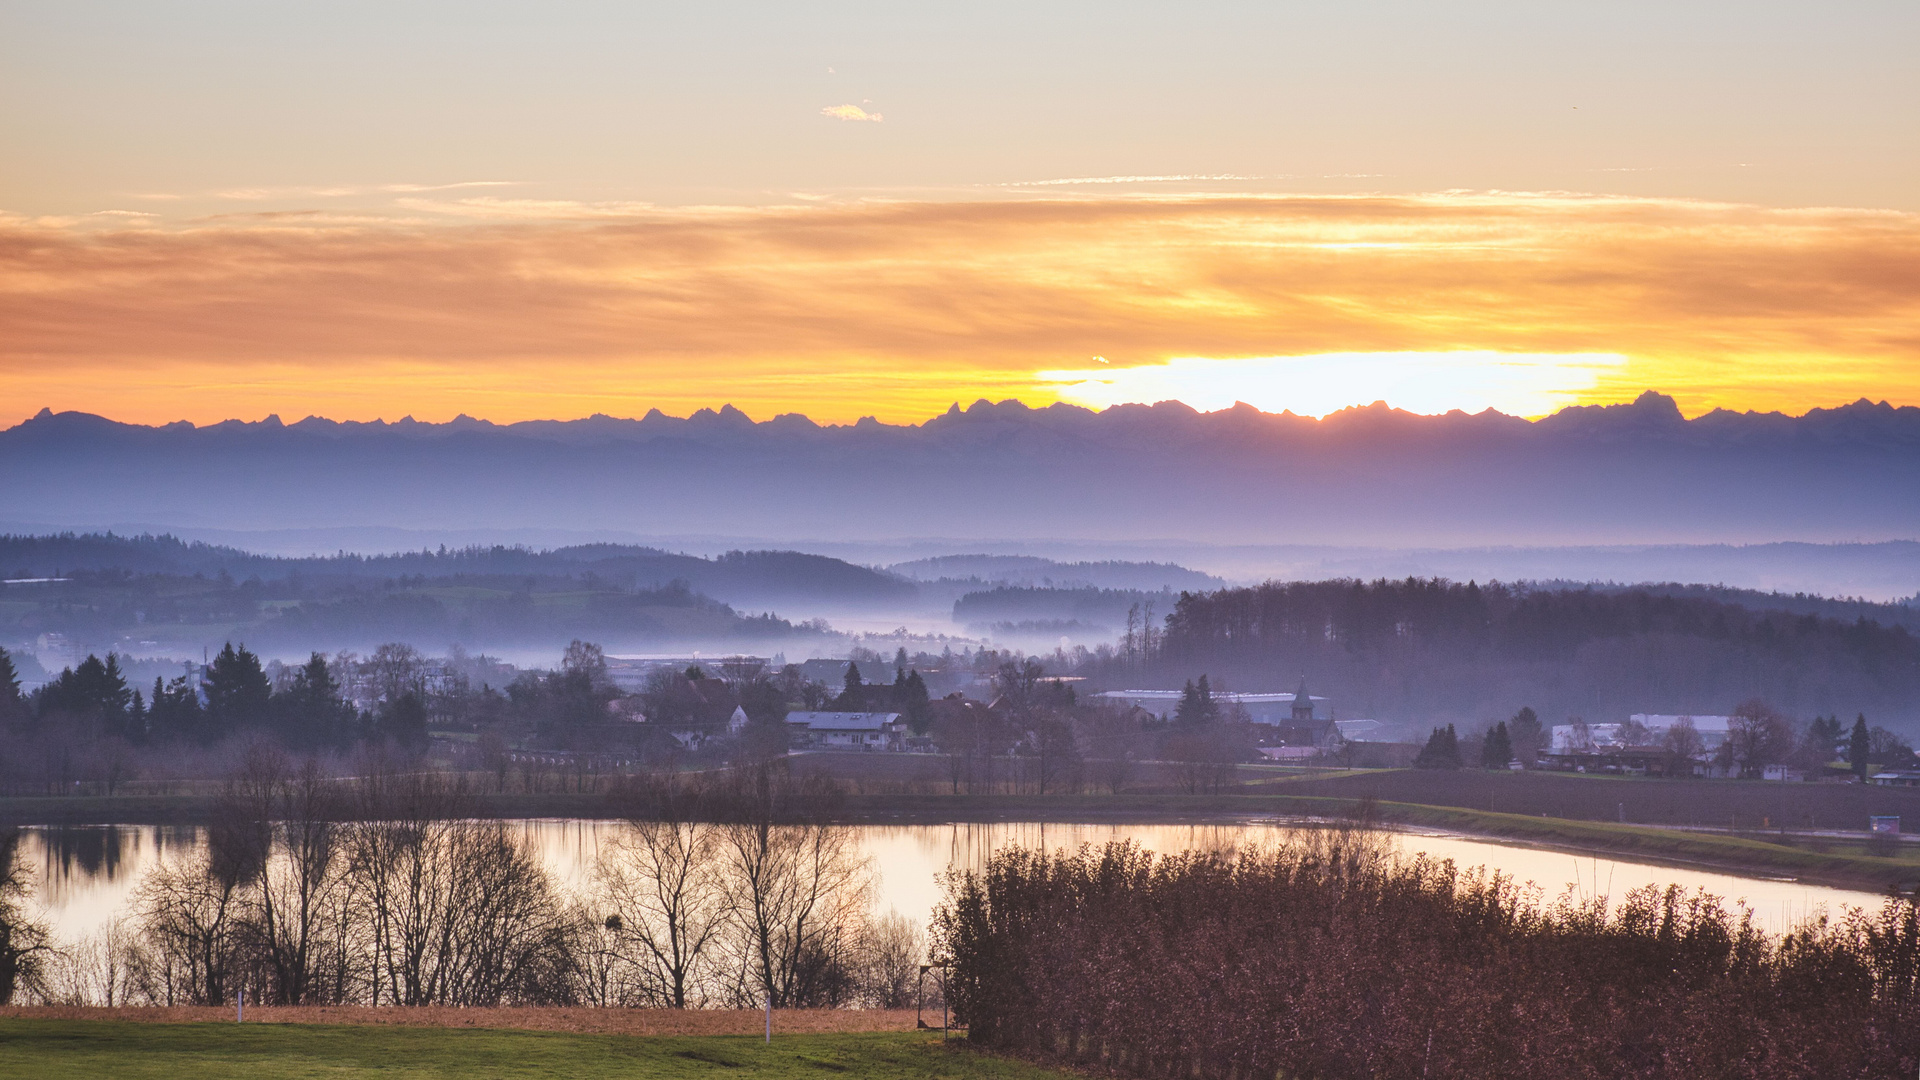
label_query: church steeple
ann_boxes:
[1291,677,1314,723]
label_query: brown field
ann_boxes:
[0,1005,923,1035]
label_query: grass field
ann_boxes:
[0,1020,1060,1080]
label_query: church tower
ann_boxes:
[1290,677,1314,724]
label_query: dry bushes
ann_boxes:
[936,830,1920,1080]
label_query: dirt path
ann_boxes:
[0,1005,923,1035]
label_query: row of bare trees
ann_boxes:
[937,830,1920,1080]
[5,753,922,1010]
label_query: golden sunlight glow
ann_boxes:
[2,193,1915,426]
[1040,352,1630,418]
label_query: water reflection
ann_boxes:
[19,820,1889,945]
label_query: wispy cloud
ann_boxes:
[1008,174,1271,187]
[1,193,1914,425]
[821,104,882,122]
[192,181,525,201]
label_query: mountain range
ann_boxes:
[5,393,1919,549]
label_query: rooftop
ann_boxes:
[786,711,901,731]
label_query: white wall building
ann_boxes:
[786,710,902,749]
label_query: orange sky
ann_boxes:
[3,192,1916,426]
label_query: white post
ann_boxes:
[764,995,772,1043]
[237,987,244,1023]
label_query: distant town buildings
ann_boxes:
[1095,687,1325,726]
[1543,714,1734,776]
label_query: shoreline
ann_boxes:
[7,788,1917,895]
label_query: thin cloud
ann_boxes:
[209,181,523,200]
[821,104,883,122]
[1,193,1915,425]
[1008,174,1272,187]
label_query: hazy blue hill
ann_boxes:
[888,555,1222,591]
[954,586,1180,634]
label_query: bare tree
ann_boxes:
[343,774,571,1006]
[132,829,257,1005]
[595,776,727,1007]
[0,827,53,1004]
[229,745,349,1004]
[1661,718,1704,776]
[1720,699,1794,778]
[857,911,923,1008]
[712,763,874,1008]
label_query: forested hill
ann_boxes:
[1563,581,1920,633]
[1134,579,1920,730]
[0,534,912,606]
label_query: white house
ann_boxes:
[1096,689,1324,725]
[786,711,902,750]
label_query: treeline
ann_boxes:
[0,641,634,793]
[937,834,1920,1080]
[953,586,1177,635]
[0,533,911,601]
[1131,578,1920,726]
[0,759,922,1011]
[3,568,807,655]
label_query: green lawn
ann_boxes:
[0,1021,1058,1080]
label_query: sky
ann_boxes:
[2,0,1916,427]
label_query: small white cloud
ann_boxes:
[821,104,882,123]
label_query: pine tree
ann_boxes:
[1176,675,1218,726]
[1850,714,1872,781]
[1506,706,1544,766]
[0,647,25,731]
[275,653,356,750]
[202,642,271,741]
[902,669,931,735]
[377,691,429,753]
[1415,724,1463,769]
[1482,721,1513,769]
[148,674,203,742]
[840,661,864,709]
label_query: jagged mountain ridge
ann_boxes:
[6,393,1919,545]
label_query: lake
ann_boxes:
[19,819,1888,947]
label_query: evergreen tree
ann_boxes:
[202,642,271,741]
[1176,675,1219,726]
[901,669,931,735]
[0,648,20,706]
[34,654,133,737]
[1415,724,1463,769]
[0,648,28,732]
[274,653,356,749]
[1850,714,1872,781]
[837,661,865,710]
[148,674,203,742]
[1506,706,1544,766]
[377,691,429,753]
[1482,721,1513,769]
